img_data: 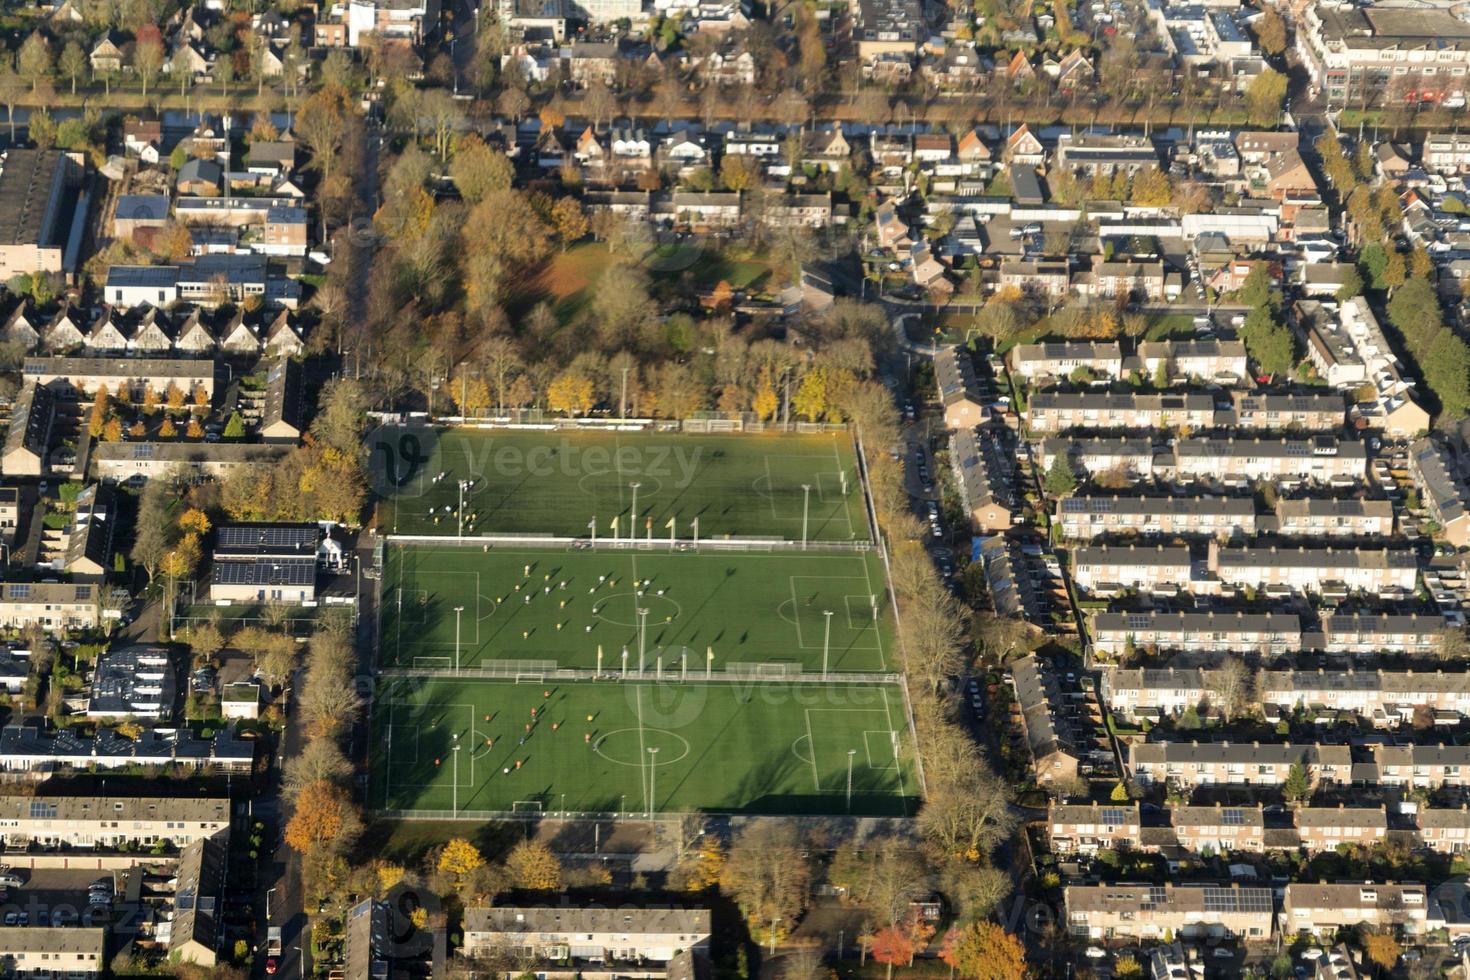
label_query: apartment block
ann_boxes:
[1321,613,1443,656]
[1138,339,1248,383]
[0,795,229,849]
[1057,494,1256,541]
[1047,802,1142,854]
[1354,744,1470,789]
[951,427,1016,531]
[1409,437,1470,549]
[934,347,987,430]
[1090,610,1302,657]
[462,907,712,963]
[1128,741,1353,790]
[1027,391,1217,434]
[1274,498,1394,538]
[1415,806,1470,854]
[1064,883,1275,941]
[1208,543,1417,596]
[1037,437,1158,481]
[1280,883,1428,938]
[1107,667,1470,727]
[1170,804,1266,854]
[1008,341,1125,383]
[1071,544,1193,595]
[1227,391,1345,432]
[1171,436,1366,486]
[1293,806,1388,853]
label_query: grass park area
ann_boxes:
[379,543,895,674]
[374,428,868,543]
[533,243,781,324]
[370,675,919,817]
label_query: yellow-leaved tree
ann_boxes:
[437,837,485,887]
[504,839,561,890]
[547,371,594,417]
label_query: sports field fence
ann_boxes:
[377,665,902,685]
[379,533,874,554]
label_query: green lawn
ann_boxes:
[534,244,618,324]
[371,676,918,817]
[374,429,868,542]
[380,543,895,673]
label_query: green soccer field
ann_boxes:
[373,429,868,543]
[371,676,919,817]
[379,543,895,674]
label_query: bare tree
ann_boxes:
[1205,655,1256,724]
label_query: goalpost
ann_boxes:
[511,800,545,815]
[514,673,546,684]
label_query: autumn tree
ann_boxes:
[1254,7,1288,56]
[504,839,561,889]
[437,838,486,887]
[869,925,917,980]
[17,33,51,93]
[1245,69,1288,127]
[940,922,1025,980]
[720,153,761,192]
[547,371,594,416]
[132,27,164,98]
[283,739,353,799]
[449,134,514,204]
[721,822,811,942]
[551,197,590,250]
[88,384,110,438]
[58,41,86,95]
[285,779,361,854]
[1361,930,1401,973]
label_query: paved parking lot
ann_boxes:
[0,867,115,927]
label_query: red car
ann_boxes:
[265,958,278,975]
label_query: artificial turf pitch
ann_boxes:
[380,543,895,674]
[375,429,868,542]
[372,676,919,817]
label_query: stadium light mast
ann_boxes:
[847,748,857,812]
[629,482,641,543]
[823,610,834,678]
[801,484,811,551]
[453,606,465,670]
[452,733,461,814]
[638,608,648,675]
[648,746,659,816]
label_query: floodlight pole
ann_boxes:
[597,645,603,673]
[452,734,461,814]
[823,610,834,678]
[801,484,811,551]
[622,647,628,677]
[454,605,465,671]
[692,516,699,547]
[590,517,596,546]
[638,608,648,675]
[707,647,713,679]
[648,746,659,816]
[629,482,641,543]
[458,480,466,542]
[847,748,856,812]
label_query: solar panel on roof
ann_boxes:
[1101,808,1126,826]
[29,800,55,818]
[1220,809,1245,826]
